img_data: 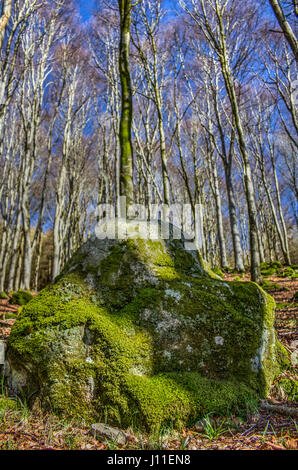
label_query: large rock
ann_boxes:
[4,220,288,430]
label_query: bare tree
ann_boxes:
[0,0,12,51]
[132,0,172,207]
[118,0,135,215]
[180,0,262,282]
[268,0,298,60]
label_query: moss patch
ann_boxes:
[212,267,224,278]
[277,378,298,401]
[0,396,18,412]
[9,290,33,306]
[125,373,255,431]
[261,280,282,291]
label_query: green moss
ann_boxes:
[261,267,278,277]
[0,396,18,412]
[260,262,270,270]
[9,290,33,306]
[283,267,295,278]
[3,312,18,319]
[130,239,175,267]
[125,372,255,432]
[47,359,98,421]
[275,342,291,371]
[277,378,298,401]
[212,267,224,278]
[260,262,284,277]
[7,273,153,422]
[126,239,183,281]
[199,259,220,279]
[260,261,282,273]
[0,291,9,300]
[261,280,282,291]
[272,375,298,402]
[270,261,282,269]
[276,301,298,310]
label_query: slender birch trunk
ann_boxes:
[268,0,298,60]
[118,0,134,215]
[0,0,12,51]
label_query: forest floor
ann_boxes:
[0,273,297,451]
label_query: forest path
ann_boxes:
[0,300,18,339]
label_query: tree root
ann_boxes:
[260,401,298,418]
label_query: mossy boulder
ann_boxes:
[270,261,282,270]
[4,221,287,430]
[283,267,295,278]
[9,290,33,306]
[0,292,9,300]
[261,267,278,277]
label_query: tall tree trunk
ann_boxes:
[15,239,23,291]
[52,193,63,280]
[217,38,261,281]
[268,0,298,60]
[207,152,228,269]
[33,232,42,291]
[224,163,245,272]
[0,0,12,51]
[118,0,134,215]
[22,194,32,290]
[0,251,8,291]
[271,151,291,264]
[7,212,22,291]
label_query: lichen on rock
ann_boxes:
[4,220,288,431]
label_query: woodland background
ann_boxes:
[0,0,297,293]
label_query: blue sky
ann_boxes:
[77,0,176,22]
[78,0,96,21]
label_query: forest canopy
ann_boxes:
[0,0,297,291]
